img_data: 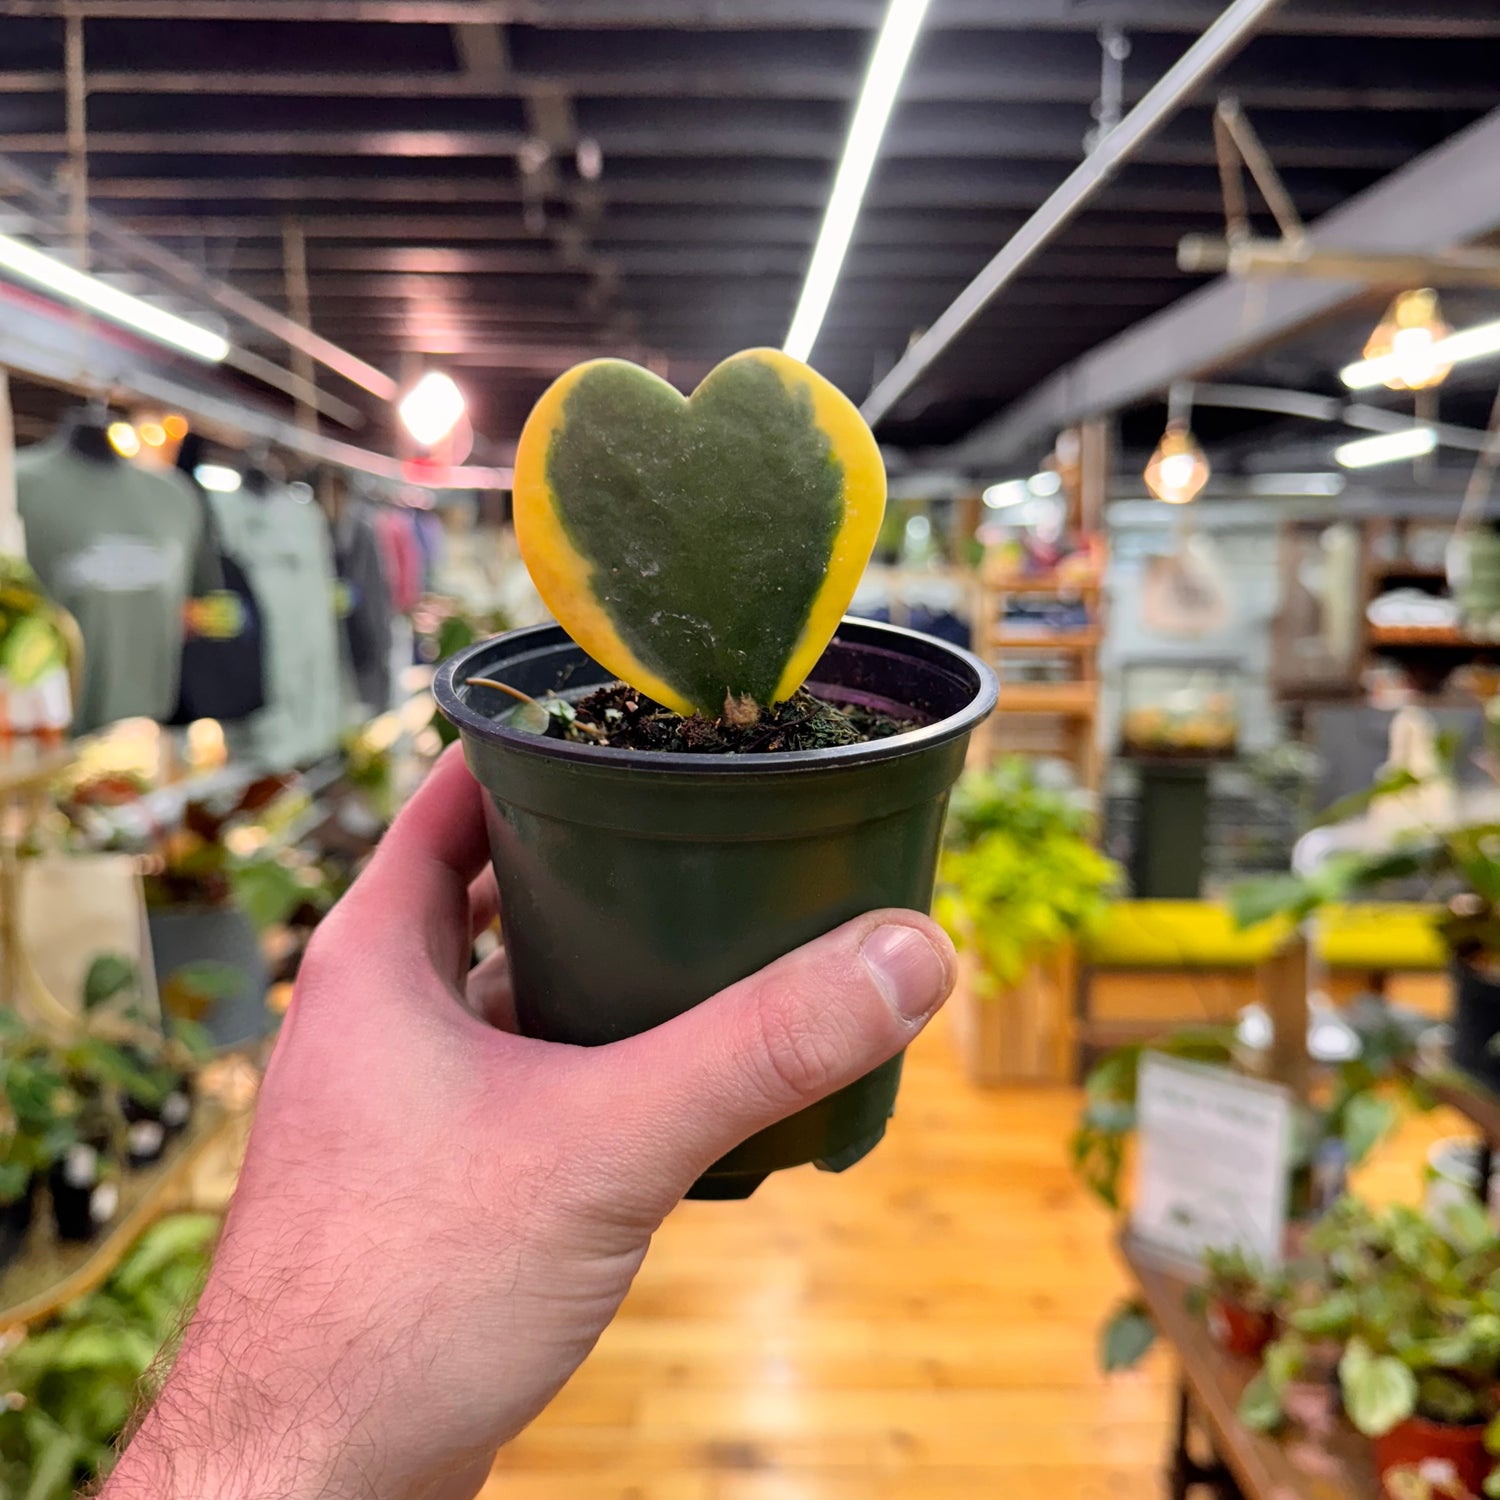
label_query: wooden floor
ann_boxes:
[481,998,1454,1500]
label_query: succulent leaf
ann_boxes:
[513,347,885,716]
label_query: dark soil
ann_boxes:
[559,684,918,754]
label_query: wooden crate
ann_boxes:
[951,945,1074,1086]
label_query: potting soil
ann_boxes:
[557,683,916,754]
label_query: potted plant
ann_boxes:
[1201,1244,1283,1358]
[935,757,1120,1083]
[1242,1196,1500,1498]
[435,349,997,1198]
[1231,754,1500,1095]
[0,1211,219,1498]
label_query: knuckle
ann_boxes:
[751,991,848,1108]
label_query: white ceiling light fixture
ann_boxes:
[1027,470,1062,496]
[0,232,229,363]
[1333,426,1437,469]
[982,479,1030,509]
[1245,472,1346,496]
[398,370,467,448]
[782,0,934,364]
[1342,314,1500,391]
[194,463,243,493]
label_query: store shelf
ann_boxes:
[983,570,1102,595]
[0,743,76,801]
[989,627,1103,652]
[994,681,1100,716]
[0,1103,238,1330]
[1368,624,1492,649]
[1121,1234,1376,1499]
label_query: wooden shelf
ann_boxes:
[0,1104,238,1330]
[0,743,75,800]
[1368,624,1492,649]
[1412,1060,1500,1141]
[1121,1234,1377,1499]
[983,570,1102,595]
[994,681,1099,715]
[989,627,1102,652]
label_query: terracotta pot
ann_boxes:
[1373,1416,1490,1499]
[1207,1297,1276,1359]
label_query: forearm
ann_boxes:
[103,1289,382,1500]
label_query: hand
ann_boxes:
[106,746,956,1500]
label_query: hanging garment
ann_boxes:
[211,485,343,770]
[333,502,393,715]
[375,506,423,614]
[169,475,265,725]
[18,436,218,733]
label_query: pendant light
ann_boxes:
[1355,288,1452,392]
[1144,385,1210,506]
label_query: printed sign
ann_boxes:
[1132,1053,1293,1268]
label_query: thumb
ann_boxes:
[599,911,956,1197]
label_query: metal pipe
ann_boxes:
[62,3,87,271]
[860,0,1286,426]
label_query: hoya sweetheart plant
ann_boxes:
[435,347,996,1200]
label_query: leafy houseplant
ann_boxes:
[0,1212,218,1500]
[1242,1197,1500,1498]
[436,348,997,1197]
[936,757,1119,990]
[1201,1244,1284,1359]
[1231,755,1500,1092]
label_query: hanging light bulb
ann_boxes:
[398,370,467,449]
[106,421,140,458]
[1357,288,1451,392]
[1144,421,1210,505]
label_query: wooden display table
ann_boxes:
[1121,1234,1377,1500]
[0,1103,240,1330]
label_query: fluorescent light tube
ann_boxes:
[1342,316,1500,390]
[783,0,933,364]
[0,233,229,363]
[1245,472,1346,496]
[1334,427,1437,468]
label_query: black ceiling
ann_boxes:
[2,0,1500,454]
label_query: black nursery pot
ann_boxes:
[435,618,997,1199]
[49,1141,117,1243]
[1450,959,1500,1093]
[0,1178,35,1269]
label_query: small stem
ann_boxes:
[465,676,544,710]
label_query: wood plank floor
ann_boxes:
[481,996,1455,1500]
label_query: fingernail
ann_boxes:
[861,925,951,1023]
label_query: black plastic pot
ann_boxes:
[1451,959,1500,1093]
[0,1178,35,1269]
[435,617,996,1199]
[49,1142,118,1243]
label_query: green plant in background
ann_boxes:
[1239,1196,1500,1494]
[0,1212,219,1500]
[1201,1243,1286,1314]
[0,556,69,688]
[936,757,1120,990]
[1229,752,1500,970]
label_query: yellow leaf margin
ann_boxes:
[513,346,887,717]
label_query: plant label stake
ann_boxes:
[514,348,886,719]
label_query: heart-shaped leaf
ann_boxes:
[514,347,886,717]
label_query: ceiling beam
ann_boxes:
[209,244,1193,280]
[0,67,1489,113]
[0,1,1496,36]
[947,103,1500,468]
[0,124,1412,172]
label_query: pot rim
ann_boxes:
[435,617,998,776]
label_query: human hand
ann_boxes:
[106,746,956,1500]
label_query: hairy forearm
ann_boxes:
[102,1294,383,1500]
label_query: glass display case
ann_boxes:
[1118,658,1239,759]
